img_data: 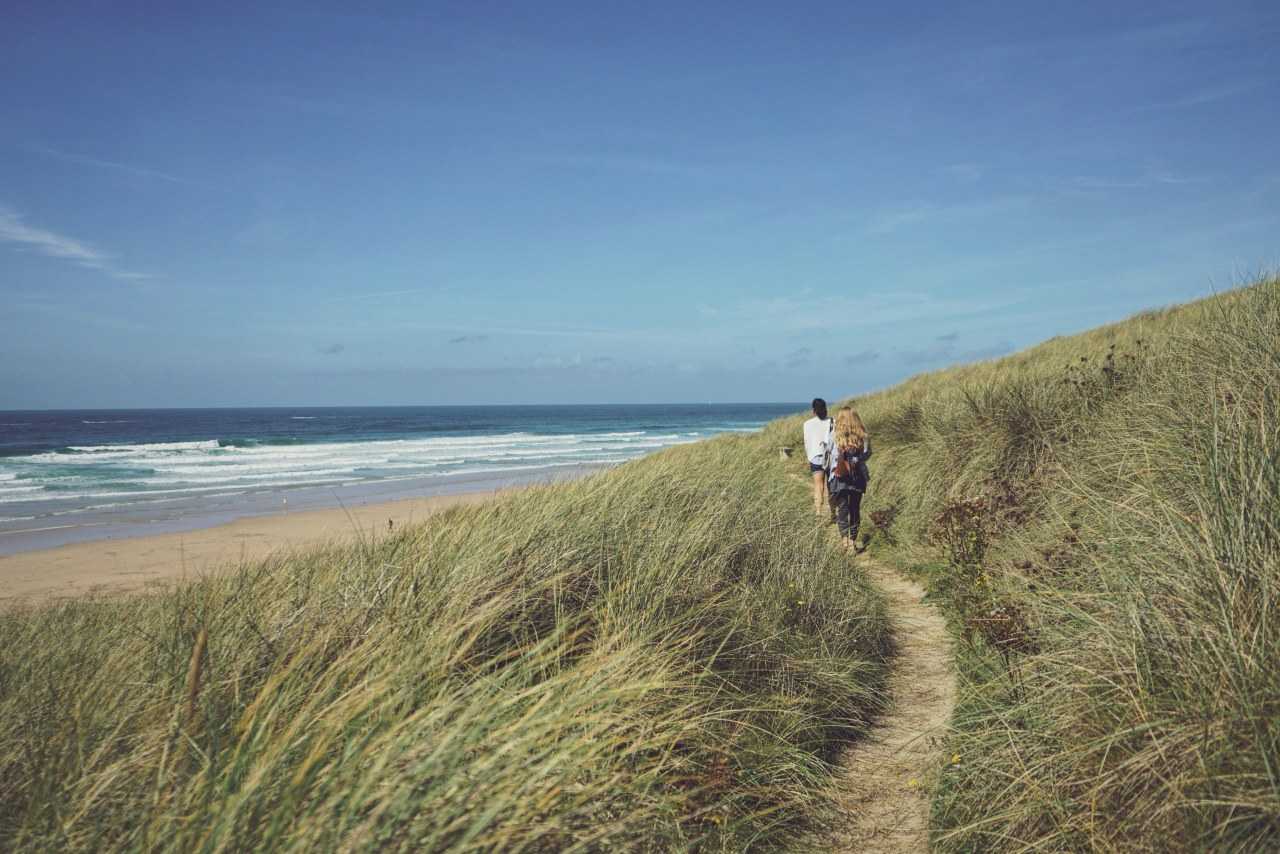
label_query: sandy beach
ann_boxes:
[0,490,494,604]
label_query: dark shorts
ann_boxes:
[809,462,825,473]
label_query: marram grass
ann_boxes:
[845,275,1280,852]
[0,431,889,851]
[9,277,1277,853]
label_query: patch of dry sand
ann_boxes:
[0,491,494,604]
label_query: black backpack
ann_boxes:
[828,445,870,494]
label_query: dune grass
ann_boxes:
[841,275,1280,851]
[0,432,890,851]
[7,277,1276,852]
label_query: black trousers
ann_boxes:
[831,488,863,540]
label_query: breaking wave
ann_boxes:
[0,430,705,507]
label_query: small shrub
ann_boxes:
[868,502,902,546]
[930,498,989,569]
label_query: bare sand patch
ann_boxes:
[0,491,493,604]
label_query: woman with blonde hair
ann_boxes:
[826,407,871,550]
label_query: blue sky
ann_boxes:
[2,1,1277,408]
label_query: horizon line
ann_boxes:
[0,400,811,414]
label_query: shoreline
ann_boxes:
[0,489,501,605]
[1,403,795,563]
[0,463,609,557]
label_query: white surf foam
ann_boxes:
[0,425,732,515]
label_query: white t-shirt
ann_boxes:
[802,416,832,465]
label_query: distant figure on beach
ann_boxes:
[827,407,871,550]
[802,398,833,516]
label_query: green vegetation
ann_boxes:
[844,276,1280,851]
[6,276,1277,853]
[0,437,889,851]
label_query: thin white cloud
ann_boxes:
[262,317,654,342]
[865,204,939,235]
[525,152,707,177]
[322,288,443,304]
[721,289,1024,336]
[864,196,1029,236]
[942,163,984,183]
[0,205,151,281]
[30,145,190,185]
[1134,81,1259,113]
[969,17,1219,67]
[1069,171,1209,191]
[0,206,105,265]
[531,353,583,369]
[428,322,638,340]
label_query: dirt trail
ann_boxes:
[829,558,956,852]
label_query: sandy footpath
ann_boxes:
[0,491,495,604]
[829,558,956,852]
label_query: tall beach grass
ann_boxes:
[0,431,890,851]
[7,275,1277,852]
[844,275,1280,851]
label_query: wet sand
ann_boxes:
[0,490,494,605]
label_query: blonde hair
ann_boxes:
[835,407,867,452]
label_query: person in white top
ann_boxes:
[802,398,833,516]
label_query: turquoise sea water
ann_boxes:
[0,404,797,554]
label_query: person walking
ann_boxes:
[802,398,833,516]
[827,407,871,550]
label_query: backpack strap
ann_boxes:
[821,418,835,472]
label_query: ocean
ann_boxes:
[0,404,798,554]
